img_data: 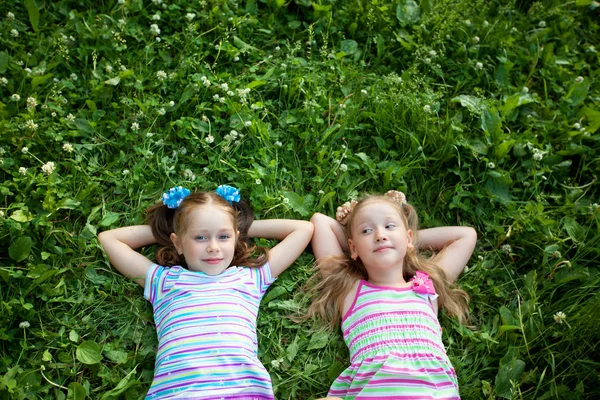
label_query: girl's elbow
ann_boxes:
[310,212,329,228]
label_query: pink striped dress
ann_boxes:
[328,278,460,399]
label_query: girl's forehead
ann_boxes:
[351,201,401,225]
[186,204,235,225]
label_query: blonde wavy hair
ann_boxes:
[303,196,469,329]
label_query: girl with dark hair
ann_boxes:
[305,191,476,399]
[98,185,313,399]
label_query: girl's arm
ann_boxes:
[309,213,348,259]
[417,226,477,283]
[247,219,314,277]
[97,226,156,287]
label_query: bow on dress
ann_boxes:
[411,271,438,298]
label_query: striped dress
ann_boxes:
[328,279,460,399]
[143,263,276,399]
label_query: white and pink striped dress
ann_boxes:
[329,278,460,399]
[144,263,275,399]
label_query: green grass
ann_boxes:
[1,0,599,399]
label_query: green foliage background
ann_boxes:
[0,0,599,399]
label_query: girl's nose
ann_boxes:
[207,239,220,252]
[375,229,388,242]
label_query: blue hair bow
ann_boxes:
[162,186,191,209]
[216,185,240,204]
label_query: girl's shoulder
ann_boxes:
[340,278,362,320]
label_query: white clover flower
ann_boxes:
[152,0,162,4]
[105,65,113,73]
[423,105,431,113]
[501,244,512,254]
[233,56,240,62]
[19,321,30,329]
[202,115,209,122]
[473,36,480,44]
[224,134,232,141]
[21,147,29,153]
[152,14,161,20]
[274,141,282,147]
[511,27,518,33]
[220,83,229,91]
[255,179,262,185]
[552,250,561,259]
[361,89,368,95]
[281,63,287,68]
[553,311,566,324]
[244,121,252,127]
[428,50,437,57]
[156,70,167,81]
[573,122,581,130]
[16,60,24,66]
[19,167,28,175]
[205,135,214,144]
[41,161,56,175]
[538,21,546,28]
[522,86,529,93]
[70,73,78,81]
[11,94,20,101]
[62,143,74,153]
[0,77,7,86]
[131,122,140,131]
[150,24,161,35]
[575,76,584,83]
[122,169,130,175]
[532,149,543,161]
[339,103,346,109]
[283,197,290,204]
[318,190,325,195]
[475,62,483,69]
[186,13,196,21]
[157,107,166,115]
[11,29,19,38]
[183,169,196,180]
[227,90,234,97]
[66,113,76,122]
[339,163,348,172]
[213,94,220,101]
[218,97,226,103]
[251,104,260,110]
[118,18,126,27]
[275,46,281,51]
[465,19,472,26]
[230,130,238,138]
[169,101,175,107]
[25,120,38,130]
[424,57,431,64]
[24,67,32,74]
[156,37,161,42]
[483,20,489,27]
[487,162,495,169]
[26,97,37,109]
[7,12,15,20]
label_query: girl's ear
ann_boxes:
[170,233,183,255]
[348,238,358,260]
[406,229,415,250]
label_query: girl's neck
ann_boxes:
[366,267,409,288]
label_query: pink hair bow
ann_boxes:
[411,271,437,296]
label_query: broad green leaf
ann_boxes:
[481,108,502,137]
[100,367,138,399]
[499,325,522,334]
[67,382,86,400]
[451,95,485,114]
[42,349,52,362]
[563,218,585,243]
[396,0,420,27]
[104,348,128,364]
[282,191,314,217]
[263,286,287,304]
[307,331,329,350]
[499,306,517,326]
[247,80,266,89]
[494,140,514,159]
[316,191,336,211]
[25,0,40,32]
[340,40,358,55]
[32,73,53,89]
[69,330,79,343]
[74,119,95,133]
[495,359,526,398]
[581,107,600,133]
[0,51,7,73]
[286,335,300,363]
[104,76,120,86]
[99,211,120,227]
[312,3,332,11]
[567,80,589,106]
[9,237,33,262]
[76,341,102,365]
[57,198,81,210]
[10,210,33,223]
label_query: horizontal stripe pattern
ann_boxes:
[144,263,275,399]
[329,279,460,399]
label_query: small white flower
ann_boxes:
[19,321,30,329]
[213,94,220,101]
[157,107,166,115]
[361,89,368,95]
[152,14,161,20]
[511,27,518,33]
[283,197,290,204]
[186,13,196,21]
[169,101,175,107]
[150,24,161,35]
[21,147,29,154]
[233,56,239,62]
[487,162,495,169]
[244,121,252,127]
[339,103,346,109]
[118,0,125,4]
[424,57,431,64]
[275,46,280,51]
[483,20,489,27]
[532,149,543,161]
[11,94,20,101]
[475,62,483,69]
[230,130,238,138]
[339,163,348,172]
[501,244,512,254]
[24,67,32,74]
[255,179,262,185]
[51,112,57,117]
[465,19,472,26]
[11,29,19,38]
[318,190,325,195]
[19,167,28,175]
[156,36,161,42]
[26,97,37,109]
[423,105,431,113]
[205,135,214,144]
[227,90,234,97]
[122,169,130,175]
[41,161,56,175]
[553,311,566,324]
[573,122,581,130]
[25,120,38,130]
[274,141,282,147]
[538,21,546,28]
[62,143,74,153]
[202,115,209,122]
[7,12,15,20]
[156,70,167,81]
[473,36,480,44]
[522,86,529,93]
[118,18,126,27]
[220,83,229,91]
[131,122,140,131]
[0,210,3,218]
[0,77,7,86]
[575,76,584,83]
[281,63,287,68]
[105,65,113,73]
[66,113,76,122]
[218,97,226,103]
[428,50,437,57]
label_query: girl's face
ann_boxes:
[348,200,414,273]
[170,205,238,275]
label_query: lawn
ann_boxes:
[0,0,599,399]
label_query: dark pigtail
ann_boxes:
[231,199,254,243]
[146,202,183,266]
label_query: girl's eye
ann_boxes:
[219,235,230,240]
[362,228,372,234]
[196,236,206,241]
[386,224,396,229]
